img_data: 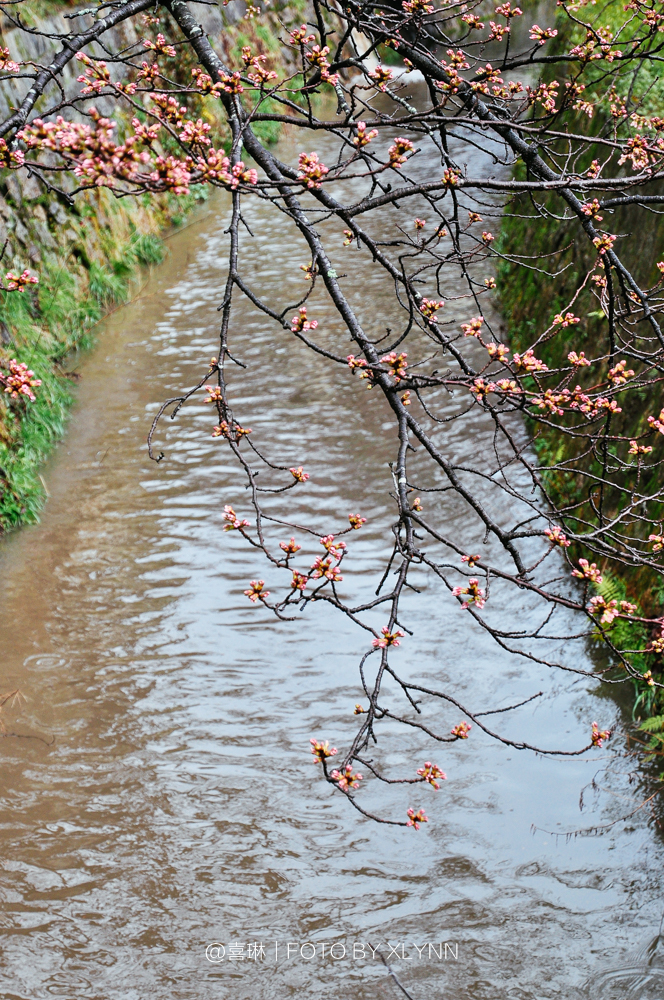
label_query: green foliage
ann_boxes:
[0,225,168,533]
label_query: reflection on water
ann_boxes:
[0,118,662,1000]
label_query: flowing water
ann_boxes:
[1,110,663,1000]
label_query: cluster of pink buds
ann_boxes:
[388,137,415,167]
[529,24,558,44]
[402,0,434,13]
[353,122,378,148]
[406,807,428,829]
[0,138,24,169]
[310,738,337,762]
[203,384,222,402]
[212,420,252,441]
[310,556,343,583]
[180,118,212,146]
[649,632,664,654]
[0,359,42,401]
[289,24,315,45]
[568,351,591,367]
[297,151,328,189]
[417,762,446,789]
[461,316,484,337]
[618,135,651,171]
[191,66,225,96]
[591,722,611,747]
[349,513,366,529]
[0,47,19,73]
[218,71,244,94]
[320,534,347,559]
[196,150,257,189]
[648,409,664,434]
[291,571,308,592]
[452,579,485,609]
[304,44,339,85]
[143,33,176,57]
[149,154,191,195]
[372,627,404,648]
[290,466,309,483]
[419,298,444,322]
[380,351,408,380]
[291,306,318,334]
[75,53,112,95]
[553,312,580,328]
[244,580,269,603]
[451,721,472,739]
[581,199,603,221]
[587,596,619,625]
[512,349,548,374]
[223,504,250,531]
[545,525,570,547]
[280,537,301,556]
[572,558,603,583]
[593,234,616,256]
[247,54,278,87]
[607,360,634,385]
[486,342,509,362]
[629,441,653,456]
[462,554,480,567]
[649,533,664,551]
[442,168,460,187]
[4,269,37,292]
[331,764,363,790]
[414,218,426,231]
[369,65,393,91]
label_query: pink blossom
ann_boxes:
[451,721,471,738]
[380,351,408,380]
[388,137,415,167]
[461,316,484,337]
[420,298,444,321]
[297,151,328,189]
[0,46,19,73]
[280,537,301,555]
[572,558,602,584]
[529,24,558,44]
[629,441,652,456]
[290,466,309,483]
[591,722,611,747]
[0,359,41,401]
[222,504,250,531]
[143,33,176,57]
[452,578,485,609]
[331,764,362,790]
[545,525,570,547]
[291,306,318,333]
[353,122,378,148]
[372,627,404,648]
[369,65,393,91]
[244,579,269,603]
[406,807,428,829]
[417,762,446,789]
[648,409,664,434]
[4,269,37,292]
[310,738,337,762]
[0,138,24,169]
[512,349,548,374]
[291,570,308,591]
[349,513,366,529]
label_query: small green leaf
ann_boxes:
[327,269,338,278]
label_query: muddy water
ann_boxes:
[1,118,663,1000]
